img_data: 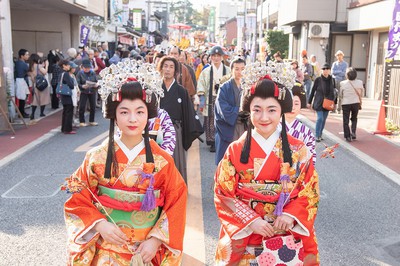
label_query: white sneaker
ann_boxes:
[89,122,98,126]
[79,123,88,127]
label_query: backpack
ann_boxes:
[35,65,48,91]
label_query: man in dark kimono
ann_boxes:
[214,57,246,165]
[157,56,203,182]
[197,46,231,152]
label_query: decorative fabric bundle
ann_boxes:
[257,235,304,266]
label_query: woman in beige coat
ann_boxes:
[28,53,51,120]
[339,67,364,142]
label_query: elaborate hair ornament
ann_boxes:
[98,60,163,105]
[241,61,296,95]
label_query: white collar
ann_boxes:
[114,137,145,163]
[252,125,282,178]
[165,79,175,92]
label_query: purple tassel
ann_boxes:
[141,185,156,211]
[139,170,156,212]
[274,192,289,216]
[280,174,290,182]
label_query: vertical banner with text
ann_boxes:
[80,25,90,46]
[386,0,400,60]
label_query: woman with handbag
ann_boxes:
[28,54,50,120]
[307,63,336,142]
[214,62,320,266]
[339,67,364,142]
[59,60,76,134]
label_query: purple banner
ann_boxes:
[386,0,400,60]
[80,25,90,46]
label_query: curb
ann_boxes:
[298,114,400,186]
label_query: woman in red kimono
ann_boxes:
[64,71,187,265]
[214,75,319,265]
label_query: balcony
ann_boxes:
[278,0,337,26]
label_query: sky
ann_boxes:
[190,0,217,10]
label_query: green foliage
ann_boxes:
[265,30,289,59]
[169,0,206,28]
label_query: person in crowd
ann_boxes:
[101,42,111,59]
[339,67,364,142]
[308,63,336,142]
[68,61,80,128]
[265,49,271,64]
[64,68,187,265]
[310,54,320,80]
[285,83,316,164]
[331,50,348,113]
[152,51,165,67]
[28,53,50,120]
[195,53,208,80]
[93,47,106,76]
[50,54,62,109]
[179,50,197,89]
[214,73,319,265]
[301,56,313,100]
[197,46,231,152]
[76,59,99,127]
[291,60,304,84]
[87,49,98,73]
[273,51,283,63]
[109,49,121,65]
[157,56,204,182]
[59,60,76,134]
[121,50,131,62]
[214,57,246,165]
[15,49,30,118]
[168,46,196,97]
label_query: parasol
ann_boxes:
[168,23,192,30]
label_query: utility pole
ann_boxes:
[258,0,263,54]
[0,20,8,130]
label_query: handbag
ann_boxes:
[349,81,362,110]
[35,65,48,91]
[56,73,72,96]
[322,98,335,111]
[256,234,304,266]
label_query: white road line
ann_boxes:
[183,139,206,265]
[74,131,109,152]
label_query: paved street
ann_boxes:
[0,108,400,266]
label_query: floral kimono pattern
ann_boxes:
[214,131,320,266]
[64,140,187,265]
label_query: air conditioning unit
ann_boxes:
[308,23,330,38]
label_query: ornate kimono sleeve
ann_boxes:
[214,146,260,240]
[146,159,187,257]
[64,152,107,264]
[282,145,319,238]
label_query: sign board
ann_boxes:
[130,9,142,31]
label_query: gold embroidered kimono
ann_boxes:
[214,130,320,265]
[64,139,187,265]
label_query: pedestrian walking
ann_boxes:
[64,61,187,265]
[157,56,203,182]
[214,56,247,165]
[307,63,336,142]
[331,50,348,113]
[291,60,304,83]
[301,56,313,100]
[214,66,319,265]
[197,46,231,152]
[339,67,364,142]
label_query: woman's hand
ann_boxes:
[273,215,295,231]
[137,237,162,263]
[249,218,275,238]
[94,220,129,245]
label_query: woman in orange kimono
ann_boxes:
[64,63,187,266]
[214,70,320,265]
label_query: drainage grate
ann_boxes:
[1,174,68,198]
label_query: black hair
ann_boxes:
[240,79,293,166]
[18,49,28,58]
[157,56,180,77]
[104,81,158,179]
[346,67,357,81]
[28,54,42,71]
[230,57,246,69]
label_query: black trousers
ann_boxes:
[79,93,96,123]
[342,103,359,138]
[62,104,74,133]
[51,84,59,109]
